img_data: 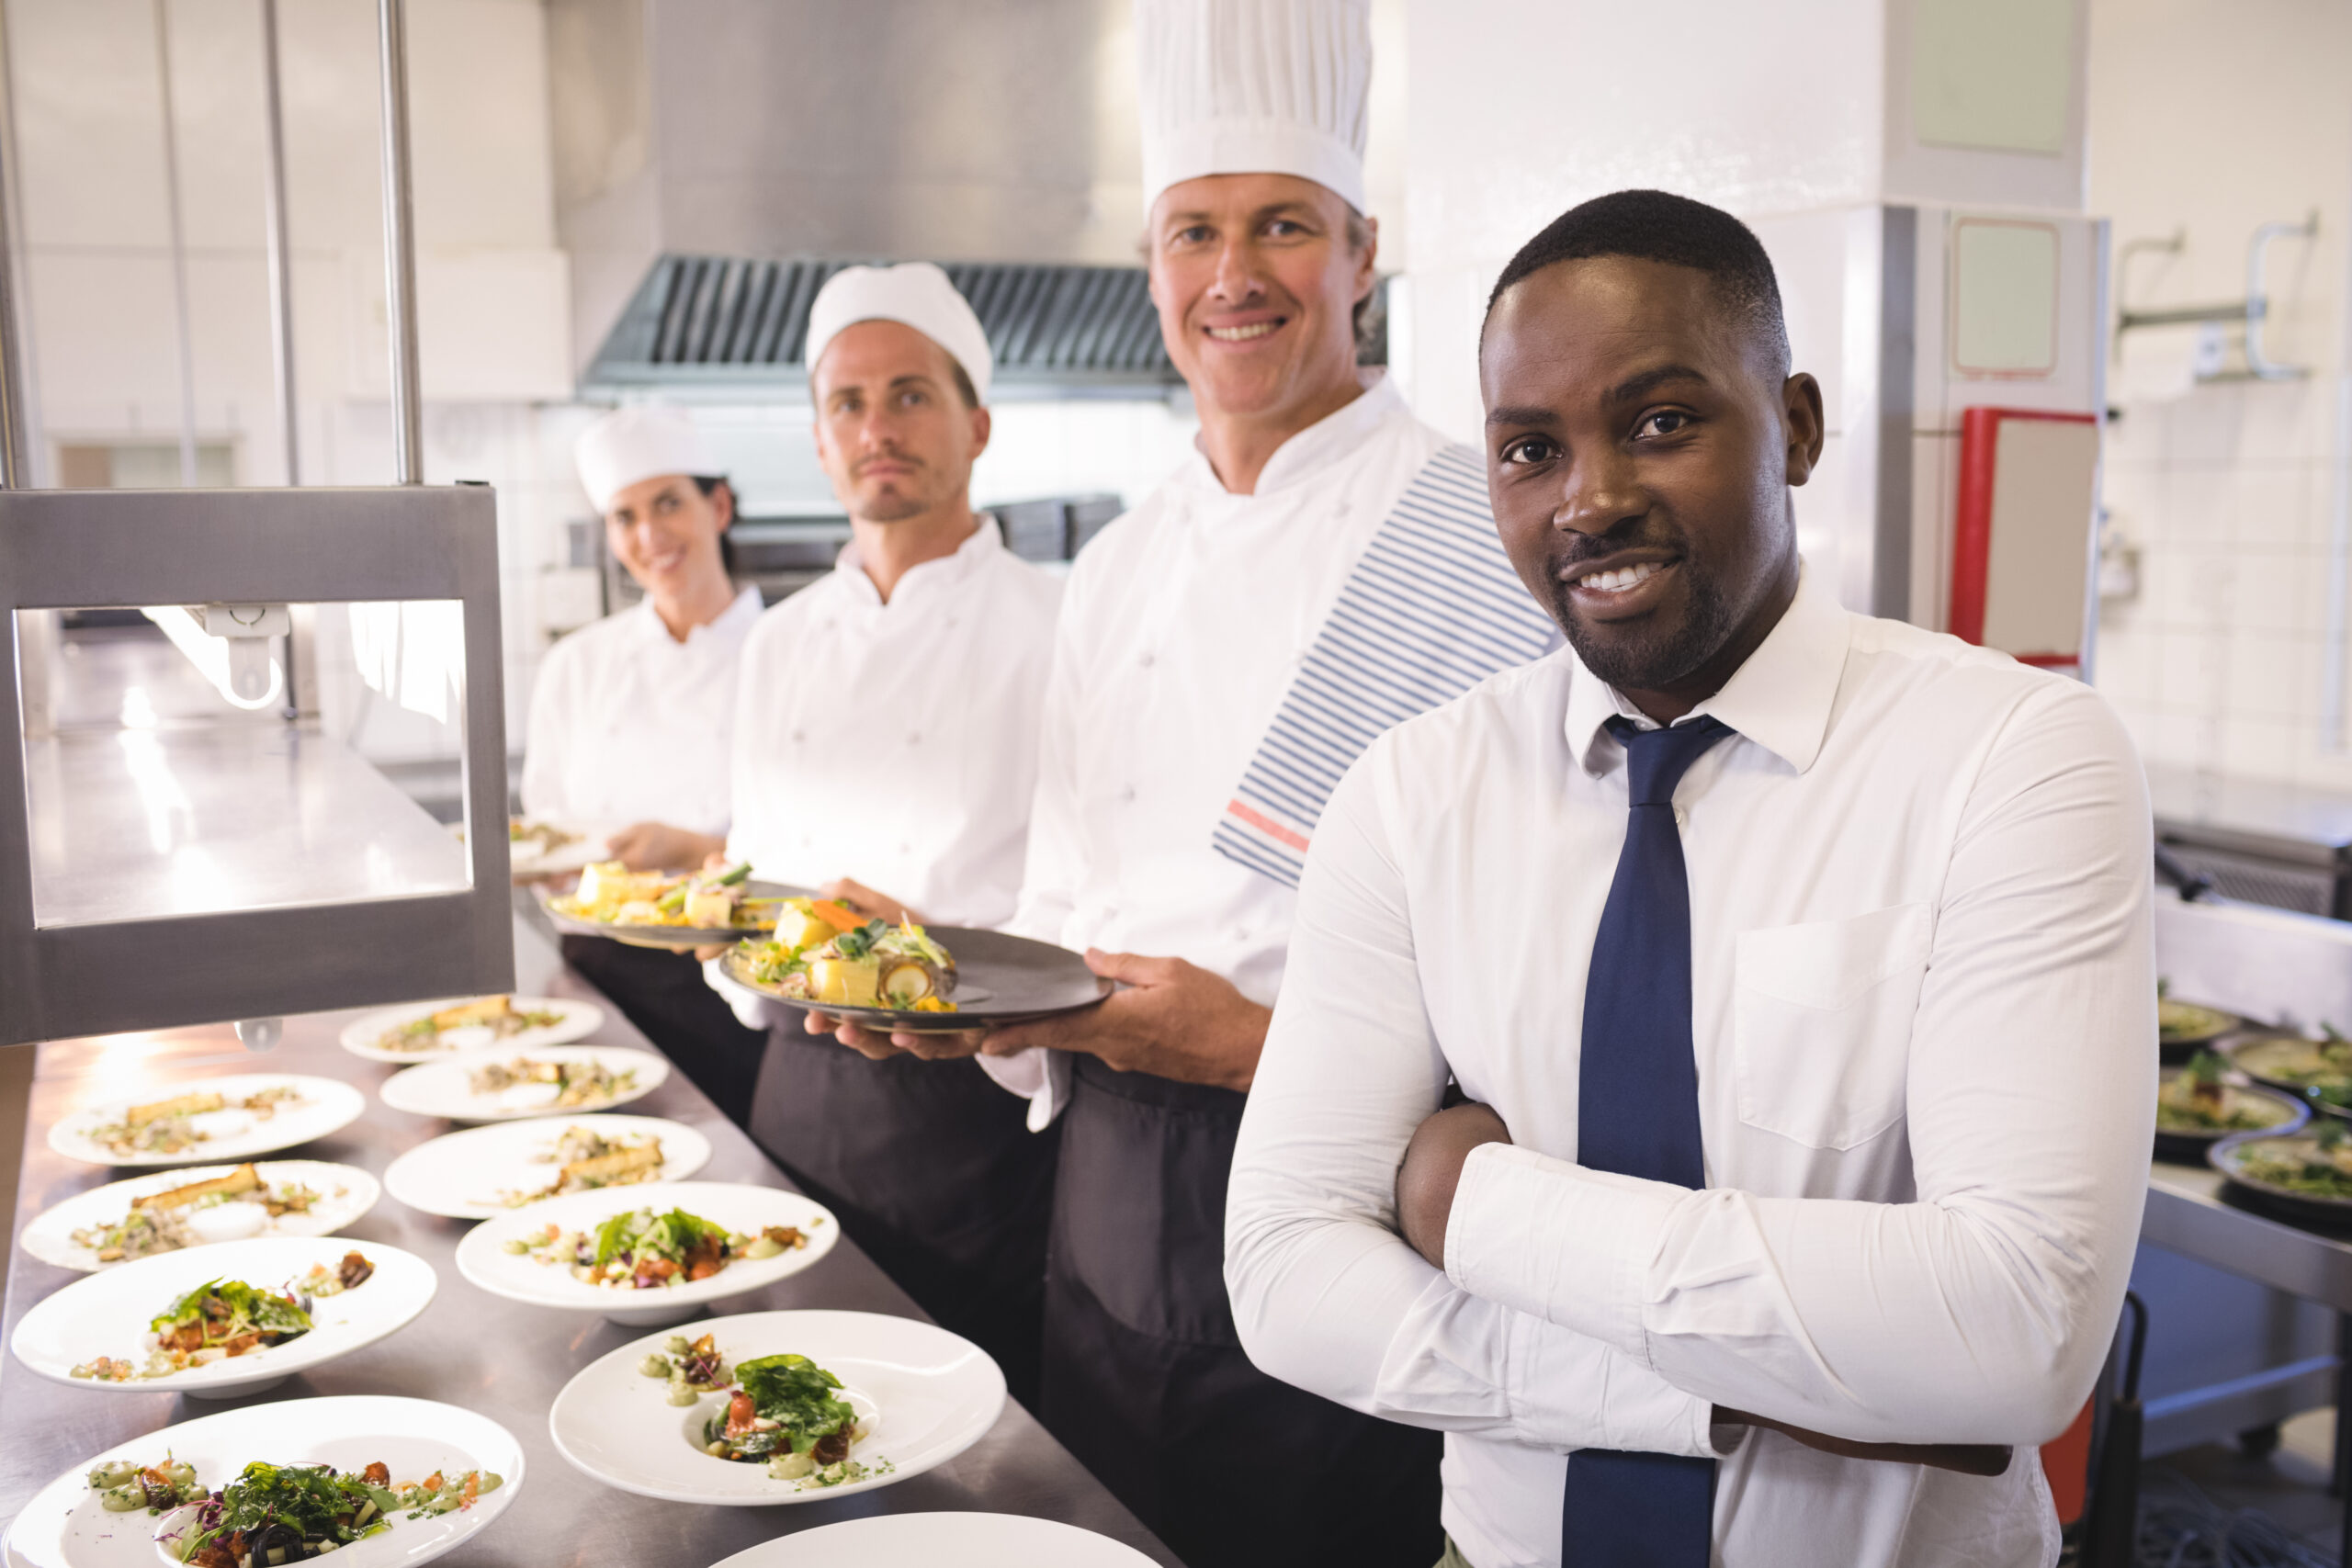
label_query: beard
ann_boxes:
[1547,550,1739,694]
[855,490,931,524]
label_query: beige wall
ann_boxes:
[2086,0,2352,790]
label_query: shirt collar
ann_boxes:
[832,513,1003,609]
[1179,370,1406,500]
[1563,560,1850,777]
[631,583,763,649]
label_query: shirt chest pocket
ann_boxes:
[1731,903,1932,1151]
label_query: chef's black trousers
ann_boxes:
[1041,1055,1443,1568]
[748,1028,1058,1411]
[558,935,765,1124]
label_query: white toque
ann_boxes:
[575,405,719,514]
[1136,0,1372,216]
[804,262,996,404]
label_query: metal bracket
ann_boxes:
[2115,212,2319,381]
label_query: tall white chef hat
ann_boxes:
[804,262,995,404]
[574,405,718,514]
[1136,0,1372,217]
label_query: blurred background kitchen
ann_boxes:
[5,0,2352,1558]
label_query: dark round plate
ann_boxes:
[543,880,814,951]
[721,927,1113,1035]
[2158,998,2242,1063]
[2210,1129,2352,1228]
[2153,1069,2308,1163]
[2222,1032,2352,1108]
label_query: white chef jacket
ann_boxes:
[1226,566,2154,1568]
[520,586,763,836]
[725,517,1063,928]
[989,373,1447,1122]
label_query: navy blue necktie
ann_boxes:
[1563,714,1734,1568]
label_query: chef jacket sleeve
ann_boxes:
[1227,754,1719,1457]
[982,576,1096,1130]
[518,635,572,820]
[1442,680,2155,1446]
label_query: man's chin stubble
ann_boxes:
[1550,583,1734,694]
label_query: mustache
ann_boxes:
[851,446,922,476]
[1548,519,1685,569]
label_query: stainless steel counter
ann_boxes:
[0,916,1178,1566]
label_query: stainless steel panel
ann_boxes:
[0,487,513,1046]
[0,914,1180,1566]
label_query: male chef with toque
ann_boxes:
[799,4,1561,1563]
[706,262,1067,1408]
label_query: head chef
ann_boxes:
[519,405,771,1114]
[795,4,1565,1564]
[701,260,1067,1407]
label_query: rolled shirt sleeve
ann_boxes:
[1228,755,1719,1457]
[1442,682,2155,1446]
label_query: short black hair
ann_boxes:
[1485,189,1789,372]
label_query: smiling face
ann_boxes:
[810,319,990,525]
[1146,172,1376,425]
[605,473,732,605]
[1481,254,1822,716]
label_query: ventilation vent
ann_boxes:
[586,255,1180,396]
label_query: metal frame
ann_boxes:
[0,486,513,1044]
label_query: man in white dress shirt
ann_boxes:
[1225,190,2154,1568]
[527,405,769,1113]
[719,262,1065,1408]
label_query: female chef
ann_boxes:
[520,404,768,1114]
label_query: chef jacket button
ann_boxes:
[898,840,910,853]
[907,730,922,746]
[1121,785,1137,804]
[1137,652,1156,669]
[791,729,806,743]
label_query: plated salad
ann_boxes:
[495,1123,666,1207]
[700,1352,882,1487]
[2234,1124,2352,1201]
[378,996,565,1055]
[553,861,779,932]
[69,1252,374,1382]
[85,1087,306,1158]
[740,900,958,1011]
[2158,987,2235,1048]
[504,1205,809,1291]
[69,1164,330,1263]
[467,1056,638,1109]
[2158,1053,2298,1134]
[164,1458,502,1566]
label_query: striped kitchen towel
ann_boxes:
[1213,441,1563,888]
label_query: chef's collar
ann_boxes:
[629,583,763,649]
[1563,558,1849,779]
[1182,369,1404,499]
[832,513,1005,609]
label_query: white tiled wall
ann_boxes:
[2085,0,2352,791]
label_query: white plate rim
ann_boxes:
[548,1307,1006,1507]
[379,1115,715,1220]
[46,1076,368,1169]
[7,1235,438,1395]
[338,996,604,1064]
[0,1393,525,1568]
[378,1044,668,1122]
[19,1159,384,1273]
[705,1513,1160,1567]
[452,1180,838,1314]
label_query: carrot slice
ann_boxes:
[808,900,861,932]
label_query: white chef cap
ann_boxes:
[1136,0,1371,217]
[804,262,995,404]
[574,405,718,514]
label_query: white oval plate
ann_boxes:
[507,818,619,881]
[379,1044,666,1122]
[456,1180,836,1326]
[382,1115,714,1220]
[0,1393,524,1568]
[709,1513,1159,1567]
[338,995,604,1064]
[9,1235,436,1398]
[21,1160,382,1273]
[551,1309,1004,1506]
[48,1076,368,1169]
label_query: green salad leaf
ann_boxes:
[182,1461,394,1560]
[737,1353,857,1455]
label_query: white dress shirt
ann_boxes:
[520,585,763,836]
[1226,566,2154,1568]
[726,518,1063,928]
[988,373,1448,1123]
